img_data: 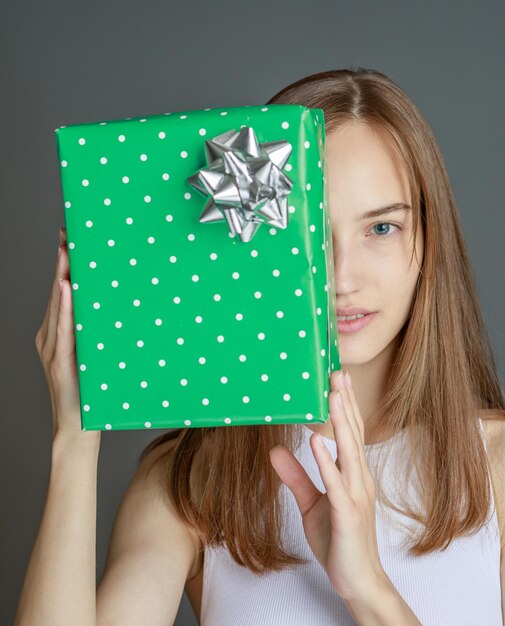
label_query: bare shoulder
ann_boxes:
[479,411,505,545]
[96,435,202,625]
[126,436,203,577]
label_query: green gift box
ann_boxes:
[54,103,340,432]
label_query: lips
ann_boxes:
[336,307,374,316]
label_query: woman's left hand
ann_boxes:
[269,370,387,602]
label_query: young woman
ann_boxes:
[16,68,505,626]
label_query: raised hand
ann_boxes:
[269,370,387,603]
[34,226,100,446]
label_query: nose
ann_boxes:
[332,234,362,296]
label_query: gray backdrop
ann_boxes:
[2,1,504,624]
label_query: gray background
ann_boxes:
[2,1,504,624]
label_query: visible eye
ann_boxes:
[368,222,402,238]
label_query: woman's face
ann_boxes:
[326,120,424,366]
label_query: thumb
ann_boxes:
[269,443,322,516]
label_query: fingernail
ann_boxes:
[338,371,345,388]
[345,372,351,387]
[336,392,343,406]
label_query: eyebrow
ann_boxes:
[360,202,411,221]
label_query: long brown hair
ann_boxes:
[139,68,505,573]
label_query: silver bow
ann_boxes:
[187,126,293,243]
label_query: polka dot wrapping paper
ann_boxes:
[54,103,340,431]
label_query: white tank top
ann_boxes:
[200,418,503,625]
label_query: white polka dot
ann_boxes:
[198,356,206,364]
[217,335,224,343]
[119,361,126,369]
[162,173,170,180]
[169,255,177,263]
[195,315,203,323]
[173,296,181,304]
[82,179,89,187]
[158,359,165,366]
[162,400,170,407]
[97,342,104,350]
[291,247,299,255]
[184,419,191,426]
[202,398,210,405]
[111,280,119,287]
[118,134,126,142]
[302,372,310,379]
[235,313,243,321]
[140,381,148,388]
[180,378,188,386]
[180,150,188,158]
[192,274,199,282]
[320,349,326,356]
[199,128,207,136]
[123,402,129,409]
[299,330,306,338]
[213,294,221,301]
[280,352,287,360]
[144,421,152,428]
[283,393,291,401]
[265,415,272,422]
[224,417,232,424]
[144,195,151,203]
[306,413,314,421]
[140,154,148,161]
[306,183,311,191]
[158,131,166,139]
[122,176,129,183]
[261,374,268,381]
[184,192,191,200]
[176,337,184,345]
[295,288,303,296]
[78,138,86,145]
[105,423,112,430]
[276,311,284,318]
[104,198,111,206]
[239,354,247,362]
[210,252,218,260]
[188,233,195,241]
[61,160,68,167]
[93,302,100,309]
[273,269,280,277]
[304,141,310,149]
[83,404,90,411]
[242,396,250,403]
[180,114,187,119]
[155,318,162,326]
[221,376,228,384]
[64,201,71,208]
[281,121,289,129]
[250,249,258,257]
[79,364,86,371]
[254,291,262,299]
[100,383,108,390]
[258,332,265,340]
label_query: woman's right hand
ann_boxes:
[35,226,101,446]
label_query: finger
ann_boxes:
[45,244,67,354]
[344,373,365,443]
[329,388,367,496]
[336,371,362,447]
[310,433,352,514]
[269,445,324,516]
[38,228,67,346]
